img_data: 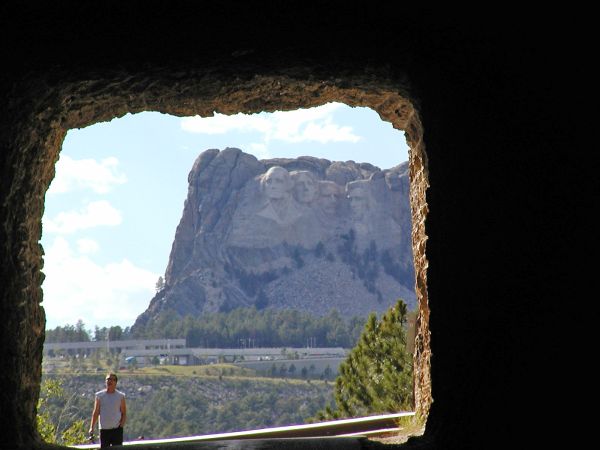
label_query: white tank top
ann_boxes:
[95,389,125,429]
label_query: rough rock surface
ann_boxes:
[1,2,571,448]
[134,149,416,329]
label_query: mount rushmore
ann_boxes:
[133,147,416,329]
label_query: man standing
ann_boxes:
[89,373,127,447]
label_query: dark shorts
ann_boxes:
[100,426,123,447]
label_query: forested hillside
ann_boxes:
[46,307,368,349]
[133,307,367,348]
[40,300,414,444]
[40,371,333,442]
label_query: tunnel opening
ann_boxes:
[40,103,424,444]
[4,71,430,447]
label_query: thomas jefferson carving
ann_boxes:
[290,170,318,204]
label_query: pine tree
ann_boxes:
[321,299,413,419]
[155,276,165,292]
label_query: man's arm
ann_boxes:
[89,397,100,434]
[119,396,127,428]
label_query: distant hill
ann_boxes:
[42,372,333,441]
[133,148,416,330]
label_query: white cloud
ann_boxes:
[181,112,271,135]
[47,155,127,195]
[290,122,359,143]
[43,200,122,234]
[76,238,100,254]
[180,102,361,144]
[42,237,159,329]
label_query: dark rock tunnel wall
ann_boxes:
[0,3,573,449]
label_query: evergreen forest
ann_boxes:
[46,307,368,349]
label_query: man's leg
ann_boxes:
[100,428,122,447]
[99,429,109,448]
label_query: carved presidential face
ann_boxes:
[317,180,342,213]
[346,181,371,217]
[261,166,292,200]
[291,171,318,204]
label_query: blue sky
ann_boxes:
[41,103,409,330]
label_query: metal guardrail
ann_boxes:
[72,412,415,448]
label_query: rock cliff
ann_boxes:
[133,148,416,328]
